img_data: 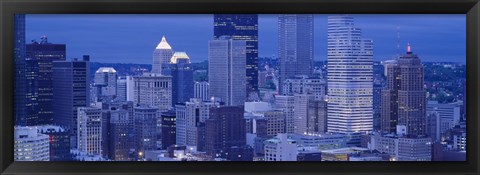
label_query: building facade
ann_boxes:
[264,134,297,161]
[214,14,259,97]
[278,14,314,93]
[133,73,172,112]
[194,81,210,102]
[52,56,90,148]
[208,36,246,106]
[77,107,103,156]
[327,15,374,134]
[162,52,194,105]
[14,126,50,161]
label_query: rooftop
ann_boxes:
[156,36,172,50]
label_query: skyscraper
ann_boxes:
[94,67,118,100]
[162,52,194,105]
[274,95,295,133]
[278,14,314,93]
[381,60,400,133]
[52,56,90,148]
[77,107,103,156]
[208,36,246,106]
[26,36,67,125]
[14,14,27,126]
[37,125,71,161]
[152,36,174,74]
[396,44,427,136]
[133,73,172,112]
[282,75,326,101]
[327,15,374,134]
[214,14,258,97]
[205,106,246,159]
[116,77,128,102]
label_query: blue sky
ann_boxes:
[26,14,466,64]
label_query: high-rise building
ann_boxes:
[14,126,50,161]
[152,36,174,74]
[94,67,118,100]
[52,56,90,148]
[327,15,374,134]
[25,36,67,125]
[282,76,326,101]
[125,76,135,101]
[14,14,27,126]
[175,98,216,147]
[214,14,258,97]
[264,133,297,161]
[373,82,383,131]
[208,36,246,106]
[194,81,210,102]
[278,14,314,93]
[294,94,327,134]
[134,106,159,155]
[381,60,400,133]
[109,109,131,161]
[162,52,194,105]
[382,44,426,136]
[427,101,462,135]
[37,125,71,161]
[77,107,103,156]
[161,110,176,149]
[133,73,172,112]
[205,106,246,159]
[116,77,128,102]
[274,95,295,133]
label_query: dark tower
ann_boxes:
[214,14,258,98]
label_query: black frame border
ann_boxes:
[1,0,479,174]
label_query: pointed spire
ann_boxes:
[407,42,411,53]
[156,35,172,50]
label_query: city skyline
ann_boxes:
[26,14,466,64]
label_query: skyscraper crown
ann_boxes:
[156,36,172,50]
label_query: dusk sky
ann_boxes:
[26,14,466,64]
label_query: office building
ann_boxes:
[274,95,295,133]
[14,126,50,161]
[162,52,194,105]
[152,36,174,74]
[194,81,210,102]
[208,36,246,106]
[175,98,216,147]
[205,106,246,159]
[427,101,462,134]
[37,125,71,161]
[293,94,328,134]
[373,82,383,131]
[116,77,128,102]
[14,14,27,126]
[126,76,135,101]
[26,36,67,125]
[52,56,90,148]
[278,14,314,93]
[94,67,118,100]
[109,109,131,161]
[161,110,176,149]
[381,44,426,136]
[264,134,297,161]
[134,106,159,155]
[133,73,172,112]
[77,107,103,156]
[327,15,374,134]
[214,14,259,97]
[282,75,326,101]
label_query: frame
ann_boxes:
[0,0,479,174]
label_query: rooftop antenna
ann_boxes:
[396,26,400,58]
